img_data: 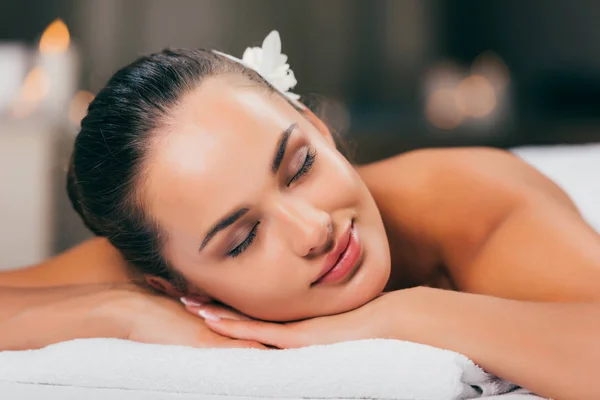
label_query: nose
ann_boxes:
[272,196,333,257]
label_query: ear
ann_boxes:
[302,106,336,147]
[145,275,186,298]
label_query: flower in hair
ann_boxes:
[214,30,302,107]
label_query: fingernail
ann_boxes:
[180,297,203,307]
[198,309,221,321]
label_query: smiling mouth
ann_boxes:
[311,220,362,286]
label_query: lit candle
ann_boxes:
[0,20,84,270]
[36,18,79,124]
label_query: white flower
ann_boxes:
[214,31,302,107]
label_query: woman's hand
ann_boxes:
[181,292,400,349]
[108,289,266,349]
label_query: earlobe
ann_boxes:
[302,107,336,147]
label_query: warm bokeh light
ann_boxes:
[9,67,50,118]
[39,19,70,54]
[68,90,95,126]
[426,88,463,129]
[471,51,510,91]
[423,61,463,95]
[455,75,497,118]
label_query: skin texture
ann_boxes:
[3,77,600,399]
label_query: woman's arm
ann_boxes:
[196,286,599,400]
[0,239,133,349]
[1,238,133,288]
[0,284,130,350]
[0,240,265,350]
[385,287,599,400]
[0,282,265,350]
[364,147,600,398]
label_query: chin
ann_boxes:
[263,262,390,321]
[350,260,390,308]
[329,218,391,313]
[319,254,390,317]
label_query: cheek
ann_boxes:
[190,253,306,315]
[308,151,361,208]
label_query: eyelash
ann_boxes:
[287,147,317,186]
[228,222,259,258]
[227,147,318,258]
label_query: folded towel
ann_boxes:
[0,338,518,400]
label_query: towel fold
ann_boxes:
[0,338,519,399]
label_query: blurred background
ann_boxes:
[1,0,599,269]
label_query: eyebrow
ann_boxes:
[270,123,297,174]
[200,207,249,250]
[200,123,297,251]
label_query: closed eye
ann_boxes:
[227,222,260,258]
[288,147,317,186]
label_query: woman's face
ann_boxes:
[144,76,390,321]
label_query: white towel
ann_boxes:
[0,338,519,400]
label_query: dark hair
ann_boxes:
[67,48,280,289]
[67,48,352,290]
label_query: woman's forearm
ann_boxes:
[0,284,130,350]
[390,287,599,400]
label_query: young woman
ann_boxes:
[2,32,599,400]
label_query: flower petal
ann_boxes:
[216,30,300,106]
[261,31,283,74]
[273,64,290,76]
[262,31,282,58]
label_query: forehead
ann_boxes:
[143,76,296,241]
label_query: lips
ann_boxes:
[312,221,362,286]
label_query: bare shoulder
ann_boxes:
[360,147,545,187]
[0,238,133,287]
[358,147,577,213]
[357,147,580,264]
[358,148,600,299]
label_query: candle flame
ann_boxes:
[39,18,70,54]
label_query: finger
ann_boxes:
[180,295,212,306]
[183,302,252,321]
[200,312,298,348]
[180,297,206,307]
